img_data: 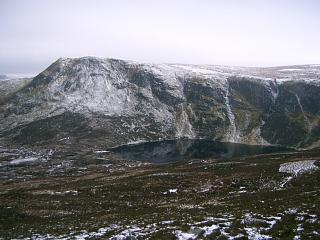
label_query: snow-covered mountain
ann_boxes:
[1,57,320,148]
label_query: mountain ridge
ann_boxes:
[1,57,320,149]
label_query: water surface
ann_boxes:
[108,139,292,164]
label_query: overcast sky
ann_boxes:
[1,0,320,74]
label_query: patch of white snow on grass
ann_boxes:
[9,157,39,165]
[161,220,174,225]
[127,139,147,145]
[279,160,318,176]
[245,227,272,240]
[279,176,294,188]
[169,188,178,194]
[199,224,220,237]
[175,230,197,240]
[110,226,143,240]
[95,150,110,153]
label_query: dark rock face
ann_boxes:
[183,80,228,140]
[0,57,319,149]
[4,112,89,144]
[260,82,320,148]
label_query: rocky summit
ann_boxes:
[1,57,320,149]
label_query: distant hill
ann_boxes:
[0,74,8,80]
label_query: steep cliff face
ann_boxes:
[0,57,319,148]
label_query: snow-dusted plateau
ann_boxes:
[0,57,320,239]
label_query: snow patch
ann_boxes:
[244,227,272,240]
[95,150,110,153]
[175,230,197,240]
[199,224,220,237]
[278,68,303,72]
[169,188,178,193]
[279,160,318,176]
[173,65,220,75]
[127,139,147,145]
[9,157,39,165]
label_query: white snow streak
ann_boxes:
[224,84,239,142]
